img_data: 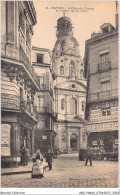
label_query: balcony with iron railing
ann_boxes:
[35,106,48,113]
[88,89,118,103]
[20,98,36,119]
[1,42,40,89]
[1,93,37,120]
[98,61,111,72]
[35,106,57,119]
[19,46,40,87]
[1,93,20,110]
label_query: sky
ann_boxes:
[32,1,116,58]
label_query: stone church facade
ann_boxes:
[52,16,87,152]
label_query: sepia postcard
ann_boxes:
[1,0,119,194]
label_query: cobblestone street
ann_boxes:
[1,154,118,188]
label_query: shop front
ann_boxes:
[34,129,57,157]
[1,111,37,168]
[84,121,118,160]
[88,130,118,160]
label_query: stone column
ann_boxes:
[11,123,21,156]
[16,124,21,156]
[67,127,71,152]
[50,133,52,150]
[31,130,34,155]
[77,135,80,151]
[26,129,31,153]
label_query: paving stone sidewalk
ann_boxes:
[1,161,48,175]
[1,154,119,188]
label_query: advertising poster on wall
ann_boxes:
[1,124,11,156]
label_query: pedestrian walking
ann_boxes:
[53,146,58,158]
[79,148,84,161]
[46,149,53,170]
[85,145,92,166]
[32,149,44,179]
[20,146,28,166]
[32,148,44,163]
[25,147,30,165]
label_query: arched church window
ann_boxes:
[70,98,77,115]
[69,60,75,78]
[61,99,65,110]
[80,69,84,79]
[60,66,64,76]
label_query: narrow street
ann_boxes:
[1,153,118,188]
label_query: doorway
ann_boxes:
[70,134,77,151]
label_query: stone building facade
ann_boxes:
[84,12,118,159]
[52,16,87,152]
[1,1,39,167]
[32,47,57,155]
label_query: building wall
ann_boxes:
[85,24,118,157]
[32,47,57,154]
[88,34,118,95]
[1,71,19,96]
[1,1,38,167]
[32,47,51,64]
[1,1,6,43]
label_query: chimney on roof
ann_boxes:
[115,1,119,29]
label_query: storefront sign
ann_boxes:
[84,121,118,133]
[1,124,11,156]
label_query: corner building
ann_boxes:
[1,1,39,167]
[84,15,118,159]
[52,16,87,152]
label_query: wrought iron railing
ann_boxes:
[35,106,47,113]
[1,94,36,119]
[35,106,57,118]
[98,61,111,72]
[19,46,40,87]
[1,93,20,110]
[88,89,118,102]
[20,98,31,113]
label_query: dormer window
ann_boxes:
[103,26,109,34]
[100,23,115,34]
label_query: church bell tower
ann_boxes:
[52,14,87,153]
[52,14,84,81]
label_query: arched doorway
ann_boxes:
[70,134,77,151]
